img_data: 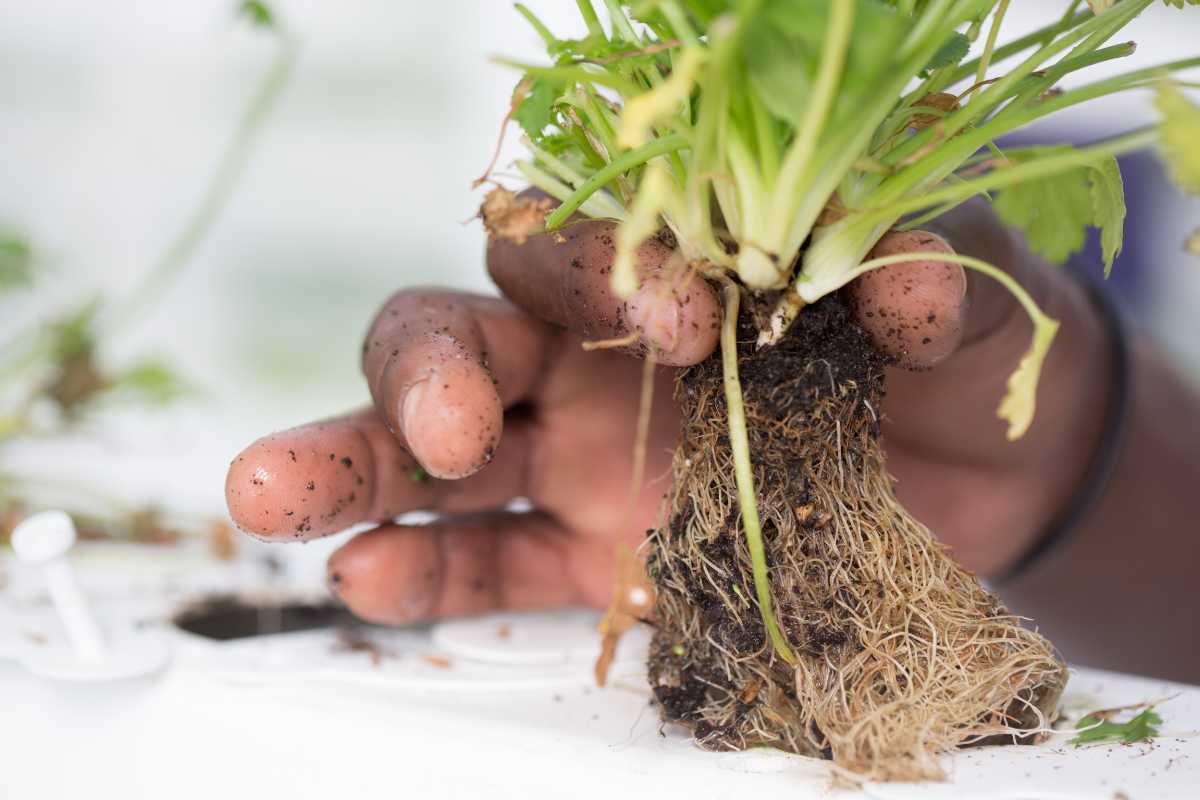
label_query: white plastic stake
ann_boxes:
[11,510,107,662]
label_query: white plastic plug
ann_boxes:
[11,510,107,661]
[11,510,170,681]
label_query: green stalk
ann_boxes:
[719,278,796,665]
[105,32,296,333]
[882,0,1147,171]
[659,0,701,48]
[602,0,640,43]
[769,1,993,269]
[514,4,557,48]
[544,134,687,229]
[944,9,1092,90]
[785,126,1156,316]
[516,161,627,220]
[494,59,640,95]
[967,0,1010,104]
[574,0,603,38]
[761,0,854,254]
[870,126,1155,224]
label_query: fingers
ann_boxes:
[225,409,531,540]
[487,218,721,366]
[325,512,603,625]
[850,230,967,370]
[362,289,552,479]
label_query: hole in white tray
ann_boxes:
[173,594,370,641]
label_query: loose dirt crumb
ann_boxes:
[422,653,453,670]
[333,628,393,667]
[497,623,512,639]
[479,187,552,245]
[208,520,236,561]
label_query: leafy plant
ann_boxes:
[0,2,293,550]
[1071,707,1164,745]
[500,0,1198,437]
[0,231,33,290]
[489,0,1199,683]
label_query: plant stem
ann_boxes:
[968,0,1010,104]
[840,251,1049,321]
[105,32,297,333]
[719,278,796,665]
[575,0,603,38]
[945,8,1092,89]
[515,4,557,48]
[764,0,854,251]
[868,126,1155,223]
[544,134,687,229]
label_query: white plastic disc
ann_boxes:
[19,628,171,682]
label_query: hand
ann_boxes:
[225,198,1108,625]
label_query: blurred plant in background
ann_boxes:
[0,1,291,558]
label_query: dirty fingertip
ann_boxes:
[851,231,966,370]
[326,526,441,625]
[625,273,721,366]
[398,356,503,480]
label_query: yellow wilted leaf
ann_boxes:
[1155,82,1200,195]
[997,313,1060,440]
[617,48,706,150]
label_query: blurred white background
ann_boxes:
[0,1,1196,545]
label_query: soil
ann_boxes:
[173,594,362,641]
[645,290,1065,780]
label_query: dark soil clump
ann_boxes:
[645,291,1065,781]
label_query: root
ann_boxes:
[646,292,1066,782]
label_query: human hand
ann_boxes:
[225,198,1107,624]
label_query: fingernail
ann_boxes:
[400,378,428,457]
[627,279,681,355]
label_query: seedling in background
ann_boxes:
[0,2,293,550]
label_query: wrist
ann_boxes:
[988,265,1125,581]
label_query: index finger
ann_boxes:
[486,213,721,367]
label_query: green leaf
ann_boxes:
[1155,82,1200,195]
[992,150,1094,264]
[49,302,101,363]
[237,0,275,28]
[1071,708,1163,746]
[1090,156,1126,277]
[106,361,189,405]
[513,77,561,142]
[991,148,1126,269]
[0,232,33,291]
[743,0,905,128]
[1162,0,1200,8]
[921,32,970,77]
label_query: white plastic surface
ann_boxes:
[2,542,1198,799]
[19,626,171,682]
